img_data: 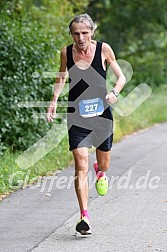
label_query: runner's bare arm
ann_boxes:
[47,47,67,122]
[103,43,126,92]
[52,47,67,101]
[102,43,126,104]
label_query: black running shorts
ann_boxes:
[68,123,113,151]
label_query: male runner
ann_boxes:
[47,13,126,235]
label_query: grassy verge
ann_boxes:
[114,85,167,141]
[0,86,167,199]
[0,134,73,199]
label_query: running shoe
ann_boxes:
[94,161,109,196]
[76,216,91,235]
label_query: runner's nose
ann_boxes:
[79,33,83,40]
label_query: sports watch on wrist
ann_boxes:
[111,89,119,97]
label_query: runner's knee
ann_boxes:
[74,155,88,173]
[98,159,110,172]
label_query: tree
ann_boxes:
[87,0,167,87]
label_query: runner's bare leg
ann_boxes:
[73,147,89,211]
[96,149,111,172]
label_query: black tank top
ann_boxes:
[66,41,112,129]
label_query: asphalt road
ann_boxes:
[0,123,167,252]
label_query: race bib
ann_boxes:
[79,98,104,118]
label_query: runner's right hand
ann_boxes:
[47,102,57,123]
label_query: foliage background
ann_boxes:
[88,0,167,91]
[0,0,167,154]
[0,0,88,153]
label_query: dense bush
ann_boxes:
[0,17,56,153]
[0,0,90,154]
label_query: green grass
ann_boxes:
[0,134,73,196]
[0,86,167,197]
[113,85,167,141]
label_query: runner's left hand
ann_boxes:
[105,92,118,105]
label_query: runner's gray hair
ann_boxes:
[68,13,97,34]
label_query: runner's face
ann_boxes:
[71,22,93,50]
